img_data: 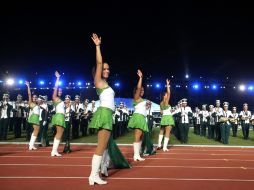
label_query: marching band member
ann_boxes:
[141,100,156,156]
[239,103,251,140]
[63,95,73,153]
[8,95,16,132]
[25,82,40,150]
[89,100,97,135]
[13,94,24,138]
[51,71,66,156]
[193,107,201,135]
[200,104,209,137]
[178,99,192,144]
[80,99,89,136]
[214,100,223,141]
[71,95,83,139]
[0,94,13,140]
[38,95,49,147]
[231,107,239,137]
[219,102,233,144]
[208,105,215,139]
[128,69,149,161]
[157,79,175,151]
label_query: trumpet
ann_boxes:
[219,117,237,123]
[219,117,229,123]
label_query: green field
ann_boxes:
[3,127,254,146]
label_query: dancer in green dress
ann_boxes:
[25,81,40,150]
[128,69,149,161]
[157,79,175,151]
[51,71,66,157]
[88,33,130,186]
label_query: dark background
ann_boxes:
[0,2,254,109]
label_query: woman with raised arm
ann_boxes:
[128,70,149,161]
[25,81,40,150]
[51,71,65,157]
[88,33,131,186]
[157,79,175,151]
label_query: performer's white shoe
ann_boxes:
[89,155,107,185]
[51,151,62,157]
[133,155,145,161]
[89,175,107,185]
[28,146,37,150]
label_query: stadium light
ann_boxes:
[155,83,161,89]
[77,81,82,86]
[248,86,254,91]
[212,84,217,90]
[239,85,246,91]
[192,83,200,90]
[6,78,14,86]
[39,80,45,85]
[18,80,24,85]
[114,82,120,87]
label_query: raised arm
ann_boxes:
[25,81,32,105]
[91,33,104,88]
[52,71,60,102]
[165,79,171,103]
[134,70,143,101]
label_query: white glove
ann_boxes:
[43,121,47,126]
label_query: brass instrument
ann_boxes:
[219,117,228,123]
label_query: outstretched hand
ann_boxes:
[137,69,143,78]
[91,33,101,46]
[55,71,61,78]
[25,81,30,87]
[166,79,170,86]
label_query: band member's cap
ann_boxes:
[38,95,45,101]
[243,103,248,107]
[209,105,214,108]
[216,100,220,103]
[223,102,229,106]
[3,93,9,98]
[182,99,187,103]
[232,106,237,109]
[75,95,80,99]
[65,95,71,100]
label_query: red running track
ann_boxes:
[0,144,254,190]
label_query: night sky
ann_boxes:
[0,2,254,105]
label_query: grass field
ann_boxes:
[3,127,254,146]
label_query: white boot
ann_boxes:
[157,135,163,150]
[89,154,107,185]
[163,137,169,152]
[51,138,62,157]
[133,142,145,161]
[100,149,109,177]
[28,134,37,150]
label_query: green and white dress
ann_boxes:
[160,103,175,126]
[89,86,115,131]
[89,85,131,169]
[128,99,149,132]
[28,103,40,126]
[51,100,66,128]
